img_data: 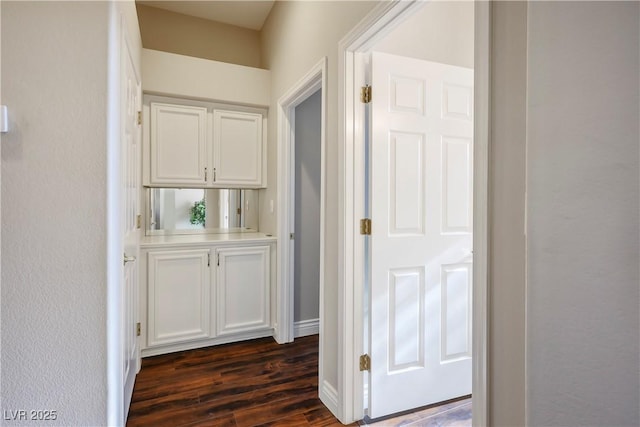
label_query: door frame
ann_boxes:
[275,57,328,392]
[337,1,490,424]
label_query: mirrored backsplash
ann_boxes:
[147,188,259,235]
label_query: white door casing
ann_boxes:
[121,29,142,417]
[368,52,474,418]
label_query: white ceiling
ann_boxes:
[137,0,276,31]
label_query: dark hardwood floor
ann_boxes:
[127,335,352,427]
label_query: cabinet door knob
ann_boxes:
[123,254,137,265]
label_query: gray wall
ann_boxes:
[526,2,639,425]
[294,90,322,323]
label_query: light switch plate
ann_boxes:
[0,105,8,133]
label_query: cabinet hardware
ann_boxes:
[213,168,217,182]
[207,253,210,267]
[123,254,136,265]
[136,322,141,337]
[204,167,208,181]
[359,354,370,371]
[137,111,142,126]
[217,254,220,266]
[136,214,142,229]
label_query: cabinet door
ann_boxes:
[150,103,208,185]
[213,110,263,187]
[147,249,211,346]
[216,246,270,335]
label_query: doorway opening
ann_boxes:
[276,57,331,408]
[338,1,489,424]
[293,89,322,340]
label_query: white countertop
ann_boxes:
[141,232,276,248]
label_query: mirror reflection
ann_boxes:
[148,188,258,234]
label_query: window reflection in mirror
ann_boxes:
[148,188,258,235]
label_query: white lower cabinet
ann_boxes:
[147,249,211,347]
[216,246,270,335]
[141,242,274,356]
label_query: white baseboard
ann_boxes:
[294,318,319,338]
[319,379,339,416]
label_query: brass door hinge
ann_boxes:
[359,354,370,371]
[360,218,372,235]
[137,111,142,126]
[136,214,142,229]
[136,322,141,337]
[361,85,372,104]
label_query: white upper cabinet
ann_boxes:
[144,95,267,188]
[150,103,208,186]
[213,110,263,187]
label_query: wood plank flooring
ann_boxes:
[127,335,351,427]
[127,335,472,427]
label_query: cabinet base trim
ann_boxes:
[294,318,320,338]
[141,328,274,358]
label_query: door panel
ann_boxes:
[368,52,473,418]
[213,110,263,187]
[388,132,426,235]
[216,246,271,335]
[121,32,141,417]
[147,249,211,346]
[150,103,208,185]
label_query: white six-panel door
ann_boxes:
[121,34,141,416]
[368,52,474,418]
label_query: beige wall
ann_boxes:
[526,2,639,425]
[141,49,270,106]
[376,0,474,68]
[260,0,378,400]
[1,1,113,424]
[137,4,262,69]
[489,2,640,426]
[488,2,527,425]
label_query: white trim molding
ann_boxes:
[320,380,340,417]
[472,3,491,426]
[337,0,490,424]
[275,55,328,409]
